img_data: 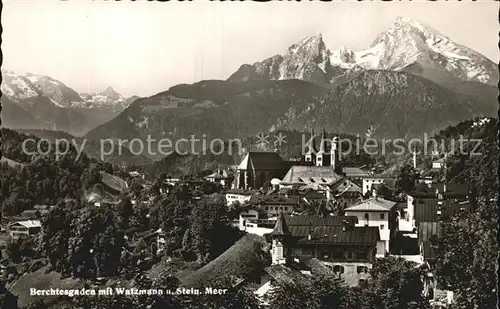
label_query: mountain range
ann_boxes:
[2,17,497,164]
[1,70,138,135]
[230,17,498,87]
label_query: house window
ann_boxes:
[380,224,385,230]
[380,213,385,220]
[265,207,269,211]
[333,265,345,273]
[364,213,369,220]
[357,250,368,260]
[359,278,367,288]
[347,251,355,260]
[357,266,368,274]
[331,250,343,259]
[284,207,288,211]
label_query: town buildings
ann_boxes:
[268,213,382,287]
[204,168,234,189]
[362,176,396,196]
[7,220,42,240]
[234,152,291,189]
[328,177,363,209]
[225,189,259,206]
[344,197,398,253]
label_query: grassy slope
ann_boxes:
[180,233,270,287]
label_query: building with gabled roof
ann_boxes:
[344,197,398,254]
[329,177,363,209]
[267,214,382,287]
[249,193,302,218]
[281,165,342,188]
[234,152,290,190]
[342,167,369,181]
[205,168,234,188]
[225,189,259,206]
[361,175,396,195]
[8,220,42,240]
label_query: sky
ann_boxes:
[2,0,498,98]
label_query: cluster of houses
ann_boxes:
[0,133,467,308]
[218,134,470,307]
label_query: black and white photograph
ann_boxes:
[0,1,498,309]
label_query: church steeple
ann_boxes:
[270,212,291,265]
[304,129,317,164]
[270,212,291,237]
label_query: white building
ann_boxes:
[8,220,42,240]
[344,197,397,255]
[225,189,258,206]
[432,157,446,170]
[361,176,395,196]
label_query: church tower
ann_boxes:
[315,129,329,167]
[270,212,291,265]
[304,129,317,164]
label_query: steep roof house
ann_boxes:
[267,213,381,287]
[344,197,397,254]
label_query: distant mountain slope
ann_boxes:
[86,70,495,157]
[85,79,328,146]
[1,70,133,135]
[0,96,45,129]
[278,70,495,138]
[14,95,93,135]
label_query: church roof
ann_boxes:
[237,152,284,171]
[270,212,291,236]
[281,165,342,185]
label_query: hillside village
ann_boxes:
[0,5,498,309]
[1,123,494,309]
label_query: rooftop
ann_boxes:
[263,264,310,286]
[283,215,358,226]
[226,189,260,196]
[281,165,342,185]
[342,167,369,177]
[206,169,234,179]
[269,213,291,236]
[344,197,396,212]
[237,152,285,171]
[330,178,363,194]
[250,194,301,205]
[9,220,42,228]
[292,225,380,246]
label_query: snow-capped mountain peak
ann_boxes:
[328,17,498,86]
[100,86,122,99]
[79,86,128,109]
[229,32,336,83]
[1,70,132,110]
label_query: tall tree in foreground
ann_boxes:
[434,119,498,309]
